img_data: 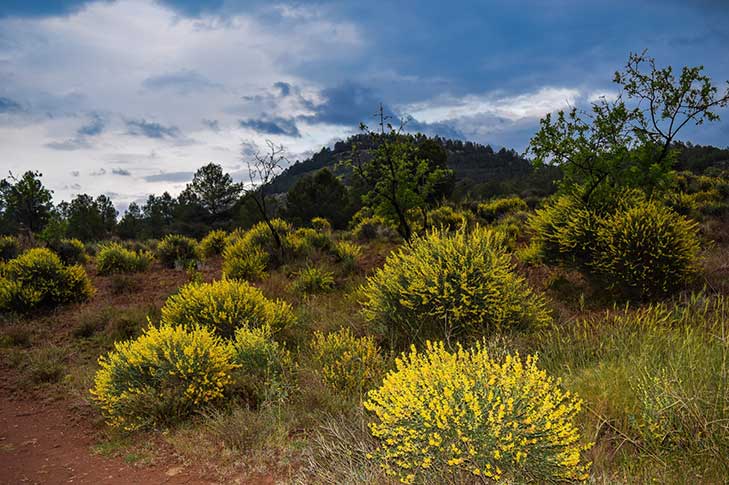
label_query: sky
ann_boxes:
[1,0,728,212]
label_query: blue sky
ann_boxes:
[1,0,728,210]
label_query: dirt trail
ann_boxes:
[0,397,211,485]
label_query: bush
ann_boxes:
[156,234,199,268]
[199,229,228,257]
[364,341,591,484]
[96,243,152,275]
[361,226,551,348]
[594,200,701,299]
[477,196,528,222]
[0,236,19,261]
[311,217,332,233]
[48,238,87,265]
[160,279,294,339]
[352,216,399,242]
[222,220,292,277]
[91,324,236,431]
[242,219,292,264]
[289,228,334,256]
[426,205,474,231]
[222,245,269,281]
[230,325,291,405]
[293,266,335,294]
[0,248,94,313]
[310,328,384,397]
[333,241,361,274]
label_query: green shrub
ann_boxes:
[48,238,87,265]
[156,234,199,268]
[311,217,332,233]
[160,279,294,339]
[199,229,228,257]
[333,241,361,274]
[0,248,94,313]
[91,324,236,431]
[310,328,384,397]
[289,227,334,256]
[361,226,551,348]
[352,216,398,242]
[222,220,292,278]
[230,325,291,405]
[293,266,335,294]
[222,245,269,281]
[0,236,19,261]
[426,205,474,231]
[477,196,528,222]
[364,341,591,483]
[96,243,152,275]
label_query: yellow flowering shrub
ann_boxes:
[364,342,592,484]
[477,196,528,222]
[48,238,87,265]
[156,234,200,268]
[160,279,294,339]
[293,266,335,294]
[96,243,152,275]
[361,226,551,348]
[310,328,384,397]
[199,229,228,257]
[222,219,292,278]
[426,205,474,231]
[0,247,94,313]
[311,216,332,233]
[333,240,361,273]
[0,236,19,261]
[222,244,269,281]
[288,227,334,256]
[231,325,291,405]
[91,324,236,431]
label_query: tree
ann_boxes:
[0,171,53,233]
[284,168,351,228]
[244,140,288,258]
[66,194,117,241]
[347,105,453,241]
[180,163,242,220]
[141,192,177,238]
[117,202,144,239]
[528,51,729,203]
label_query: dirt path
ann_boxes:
[0,397,211,485]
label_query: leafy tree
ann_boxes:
[0,171,53,233]
[180,163,242,220]
[348,105,453,240]
[66,194,117,241]
[141,192,177,238]
[284,168,351,228]
[529,51,729,203]
[117,202,144,239]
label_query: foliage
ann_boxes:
[91,324,236,431]
[160,279,294,339]
[361,226,551,348]
[0,170,53,233]
[0,236,19,261]
[65,194,117,241]
[477,196,528,222]
[352,215,399,242]
[333,241,361,273]
[48,238,87,265]
[284,168,351,229]
[293,266,335,294]
[289,227,334,256]
[424,205,473,231]
[179,163,242,219]
[156,234,199,268]
[310,216,332,233]
[96,243,152,275]
[199,229,228,257]
[222,244,269,281]
[0,247,94,313]
[222,219,292,278]
[230,325,291,405]
[310,328,384,397]
[364,341,591,484]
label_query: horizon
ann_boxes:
[1,0,728,212]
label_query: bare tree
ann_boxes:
[244,140,288,260]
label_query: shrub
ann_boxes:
[241,219,292,264]
[364,341,591,484]
[222,245,269,281]
[0,236,19,261]
[0,248,94,313]
[477,196,528,222]
[91,324,236,431]
[289,228,334,256]
[426,205,473,231]
[593,200,701,299]
[160,279,294,339]
[199,229,228,257]
[156,234,199,268]
[293,266,335,294]
[96,243,152,275]
[352,216,398,242]
[230,325,291,405]
[311,217,332,233]
[361,226,551,348]
[333,241,361,274]
[48,238,87,265]
[310,328,384,397]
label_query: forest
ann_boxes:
[1,52,729,484]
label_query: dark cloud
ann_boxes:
[406,119,466,140]
[301,81,386,127]
[273,81,292,97]
[202,119,220,132]
[126,119,181,139]
[70,171,80,177]
[240,140,259,158]
[239,117,300,137]
[142,70,220,94]
[0,97,22,113]
[112,168,131,176]
[77,113,105,136]
[90,168,106,176]
[143,171,193,183]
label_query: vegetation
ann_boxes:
[156,234,199,268]
[0,235,19,261]
[96,243,152,275]
[199,229,228,257]
[47,238,87,265]
[292,266,335,294]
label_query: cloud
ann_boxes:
[46,138,91,150]
[0,97,22,113]
[202,119,220,131]
[77,113,105,136]
[70,170,80,177]
[273,81,292,97]
[112,168,131,176]
[142,69,221,94]
[143,171,193,183]
[90,168,107,176]
[239,117,301,137]
[126,119,181,139]
[302,81,384,127]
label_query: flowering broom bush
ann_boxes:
[96,243,152,274]
[231,325,291,405]
[199,229,228,257]
[91,324,236,431]
[160,279,294,339]
[361,226,551,348]
[0,236,19,261]
[156,234,199,268]
[364,341,592,484]
[48,238,87,265]
[310,328,384,397]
